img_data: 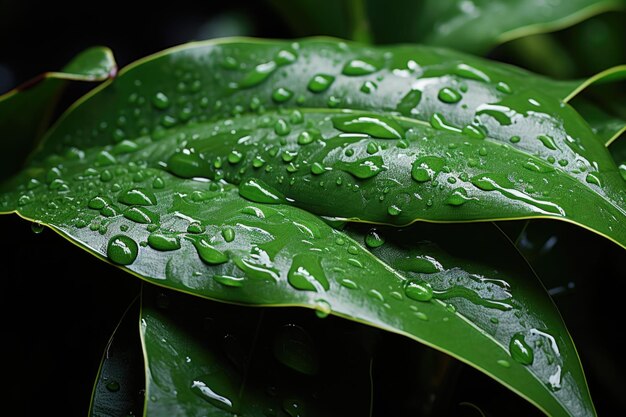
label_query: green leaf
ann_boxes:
[0,38,611,416]
[89,297,145,417]
[0,46,116,180]
[609,136,626,180]
[140,284,376,416]
[1,38,623,247]
[269,0,625,54]
[570,97,626,146]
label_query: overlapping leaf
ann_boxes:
[2,38,620,416]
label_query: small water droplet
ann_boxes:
[105,380,120,392]
[274,119,291,136]
[496,81,512,94]
[415,311,428,321]
[497,359,511,368]
[107,235,139,265]
[337,155,385,179]
[213,275,244,287]
[222,227,236,242]
[412,156,445,182]
[297,131,315,145]
[585,173,601,186]
[31,222,44,234]
[360,80,377,94]
[310,162,326,175]
[537,134,557,150]
[446,187,473,206]
[454,64,490,82]
[315,299,331,318]
[238,61,277,89]
[340,279,358,289]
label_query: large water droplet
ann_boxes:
[118,188,157,206]
[537,134,557,150]
[454,64,490,82]
[411,156,445,182]
[148,233,181,251]
[288,253,329,292]
[337,155,385,179]
[239,178,285,204]
[365,228,385,248]
[396,89,422,116]
[107,235,139,265]
[272,87,293,103]
[509,333,534,365]
[191,379,236,412]
[238,61,277,88]
[168,149,212,178]
[332,114,404,139]
[307,74,335,93]
[405,280,434,302]
[192,237,228,265]
[213,275,244,287]
[342,58,380,76]
[273,324,319,375]
[446,187,474,206]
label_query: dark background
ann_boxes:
[1,1,625,416]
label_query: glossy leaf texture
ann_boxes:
[270,0,625,54]
[0,159,593,414]
[609,137,626,181]
[89,298,145,417]
[7,38,624,247]
[0,46,116,180]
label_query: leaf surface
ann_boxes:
[0,46,116,180]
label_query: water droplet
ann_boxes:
[274,119,291,136]
[282,399,305,417]
[315,299,331,318]
[342,58,380,76]
[510,136,521,143]
[118,188,157,206]
[340,279,358,289]
[438,87,462,103]
[509,333,534,365]
[222,227,235,242]
[307,74,334,93]
[187,222,204,233]
[405,280,434,302]
[454,64,490,82]
[288,253,329,292]
[107,235,139,265]
[220,56,239,70]
[148,233,180,251]
[275,49,297,65]
[238,61,277,89]
[337,155,385,179]
[31,222,44,234]
[415,312,428,321]
[105,380,120,392]
[239,178,285,204]
[297,131,315,145]
[123,205,158,224]
[396,89,422,116]
[430,113,461,133]
[272,87,293,103]
[412,156,445,182]
[96,150,117,166]
[497,359,511,368]
[585,173,601,187]
[192,237,228,265]
[152,92,170,110]
[360,80,377,94]
[332,114,404,139]
[387,205,402,216]
[365,228,385,248]
[472,173,565,215]
[191,379,236,412]
[368,289,384,302]
[168,149,212,178]
[112,140,139,155]
[446,187,474,206]
[273,324,319,375]
[152,177,165,189]
[496,82,512,94]
[537,134,557,150]
[310,162,326,175]
[213,275,244,287]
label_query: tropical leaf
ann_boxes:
[2,38,624,247]
[0,37,618,416]
[89,297,145,417]
[0,46,116,180]
[269,0,626,54]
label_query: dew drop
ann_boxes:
[272,87,293,103]
[411,156,445,182]
[332,114,404,139]
[288,253,329,292]
[152,92,170,110]
[438,87,462,103]
[213,275,244,287]
[365,228,385,248]
[148,233,180,251]
[405,280,434,302]
[337,155,385,179]
[222,227,236,242]
[192,237,229,265]
[509,333,534,365]
[307,74,335,93]
[107,235,139,265]
[118,188,157,206]
[342,58,380,76]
